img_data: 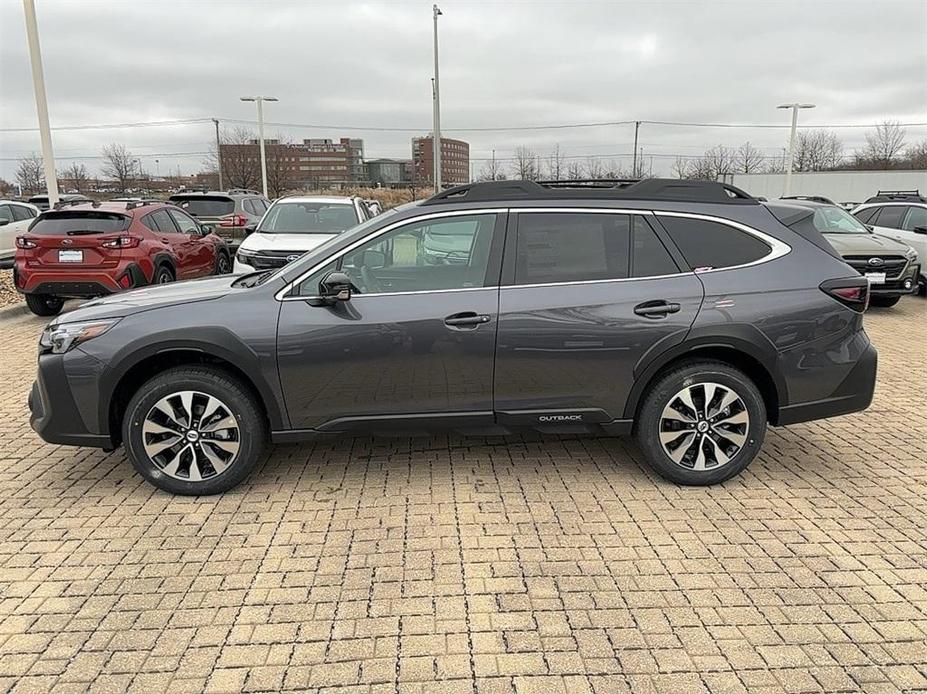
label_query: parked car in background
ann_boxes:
[767,198,919,307]
[852,191,927,295]
[364,199,383,216]
[234,195,368,273]
[168,189,270,249]
[27,193,93,211]
[0,200,40,268]
[13,201,231,316]
[28,179,878,495]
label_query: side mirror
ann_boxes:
[866,225,874,232]
[914,226,927,235]
[199,223,211,235]
[244,224,257,235]
[318,271,353,303]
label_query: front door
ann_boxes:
[168,208,214,277]
[277,211,506,431]
[493,211,703,426]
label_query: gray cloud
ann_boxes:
[1,0,925,180]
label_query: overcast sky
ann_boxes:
[1,0,926,182]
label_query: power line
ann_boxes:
[0,150,210,162]
[0,118,214,133]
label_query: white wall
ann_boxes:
[730,170,927,203]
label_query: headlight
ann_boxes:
[904,246,918,261]
[39,319,120,354]
[236,249,257,263]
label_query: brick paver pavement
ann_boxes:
[0,295,925,693]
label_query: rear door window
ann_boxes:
[632,216,680,277]
[28,212,129,235]
[514,212,630,285]
[659,216,771,270]
[143,210,178,233]
[0,205,12,223]
[854,207,881,224]
[874,206,907,229]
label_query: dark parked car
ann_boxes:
[29,179,877,494]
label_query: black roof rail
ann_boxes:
[780,195,836,205]
[420,178,756,206]
[125,200,161,210]
[226,188,262,196]
[52,199,92,209]
[863,189,925,204]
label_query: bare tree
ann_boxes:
[263,137,296,198]
[101,143,138,192]
[477,154,506,181]
[546,144,565,180]
[693,145,735,180]
[863,120,907,166]
[734,141,765,173]
[206,126,261,191]
[671,157,691,179]
[61,162,90,193]
[15,153,45,194]
[904,139,927,169]
[566,160,584,180]
[512,146,539,180]
[584,157,605,179]
[793,130,844,171]
[0,178,10,196]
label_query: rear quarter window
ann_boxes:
[659,216,771,270]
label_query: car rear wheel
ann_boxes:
[122,367,268,495]
[25,293,64,316]
[636,360,766,485]
[869,295,900,308]
[153,265,174,284]
[215,251,231,275]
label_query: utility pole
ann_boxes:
[212,118,223,190]
[432,4,443,193]
[631,121,641,179]
[22,0,58,206]
[492,149,496,180]
[777,103,815,196]
[240,96,278,198]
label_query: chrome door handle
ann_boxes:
[634,301,681,318]
[444,312,491,327]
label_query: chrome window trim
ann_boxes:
[275,208,508,301]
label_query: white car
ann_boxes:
[233,196,370,274]
[852,192,927,294]
[0,200,40,268]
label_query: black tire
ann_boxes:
[122,366,268,495]
[215,250,231,275]
[869,295,900,308]
[635,360,766,485]
[25,293,64,316]
[153,264,174,284]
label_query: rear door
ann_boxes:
[493,210,703,427]
[144,209,190,277]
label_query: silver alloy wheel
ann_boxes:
[142,390,240,481]
[658,382,749,471]
[157,270,172,284]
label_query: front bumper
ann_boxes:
[29,352,112,448]
[866,263,920,296]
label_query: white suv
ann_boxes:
[233,196,369,274]
[0,200,40,268]
[852,191,927,294]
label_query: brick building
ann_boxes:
[412,136,470,186]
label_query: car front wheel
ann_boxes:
[636,360,766,485]
[122,366,268,494]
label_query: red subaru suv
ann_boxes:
[14,201,231,316]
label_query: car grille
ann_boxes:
[843,255,908,280]
[246,250,306,270]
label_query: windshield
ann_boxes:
[258,201,357,234]
[28,212,129,235]
[170,196,234,217]
[812,206,870,234]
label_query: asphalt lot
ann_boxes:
[0,296,925,693]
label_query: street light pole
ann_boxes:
[240,96,278,198]
[777,103,815,196]
[212,118,223,190]
[432,4,443,193]
[22,0,58,206]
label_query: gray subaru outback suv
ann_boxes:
[29,179,877,495]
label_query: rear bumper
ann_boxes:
[776,339,877,426]
[16,262,148,298]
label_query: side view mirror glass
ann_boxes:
[319,270,353,303]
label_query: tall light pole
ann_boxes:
[432,4,443,193]
[22,0,58,206]
[240,96,278,197]
[777,103,815,196]
[212,118,223,190]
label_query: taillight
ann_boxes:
[219,214,247,228]
[101,236,141,249]
[16,236,37,249]
[820,277,870,312]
